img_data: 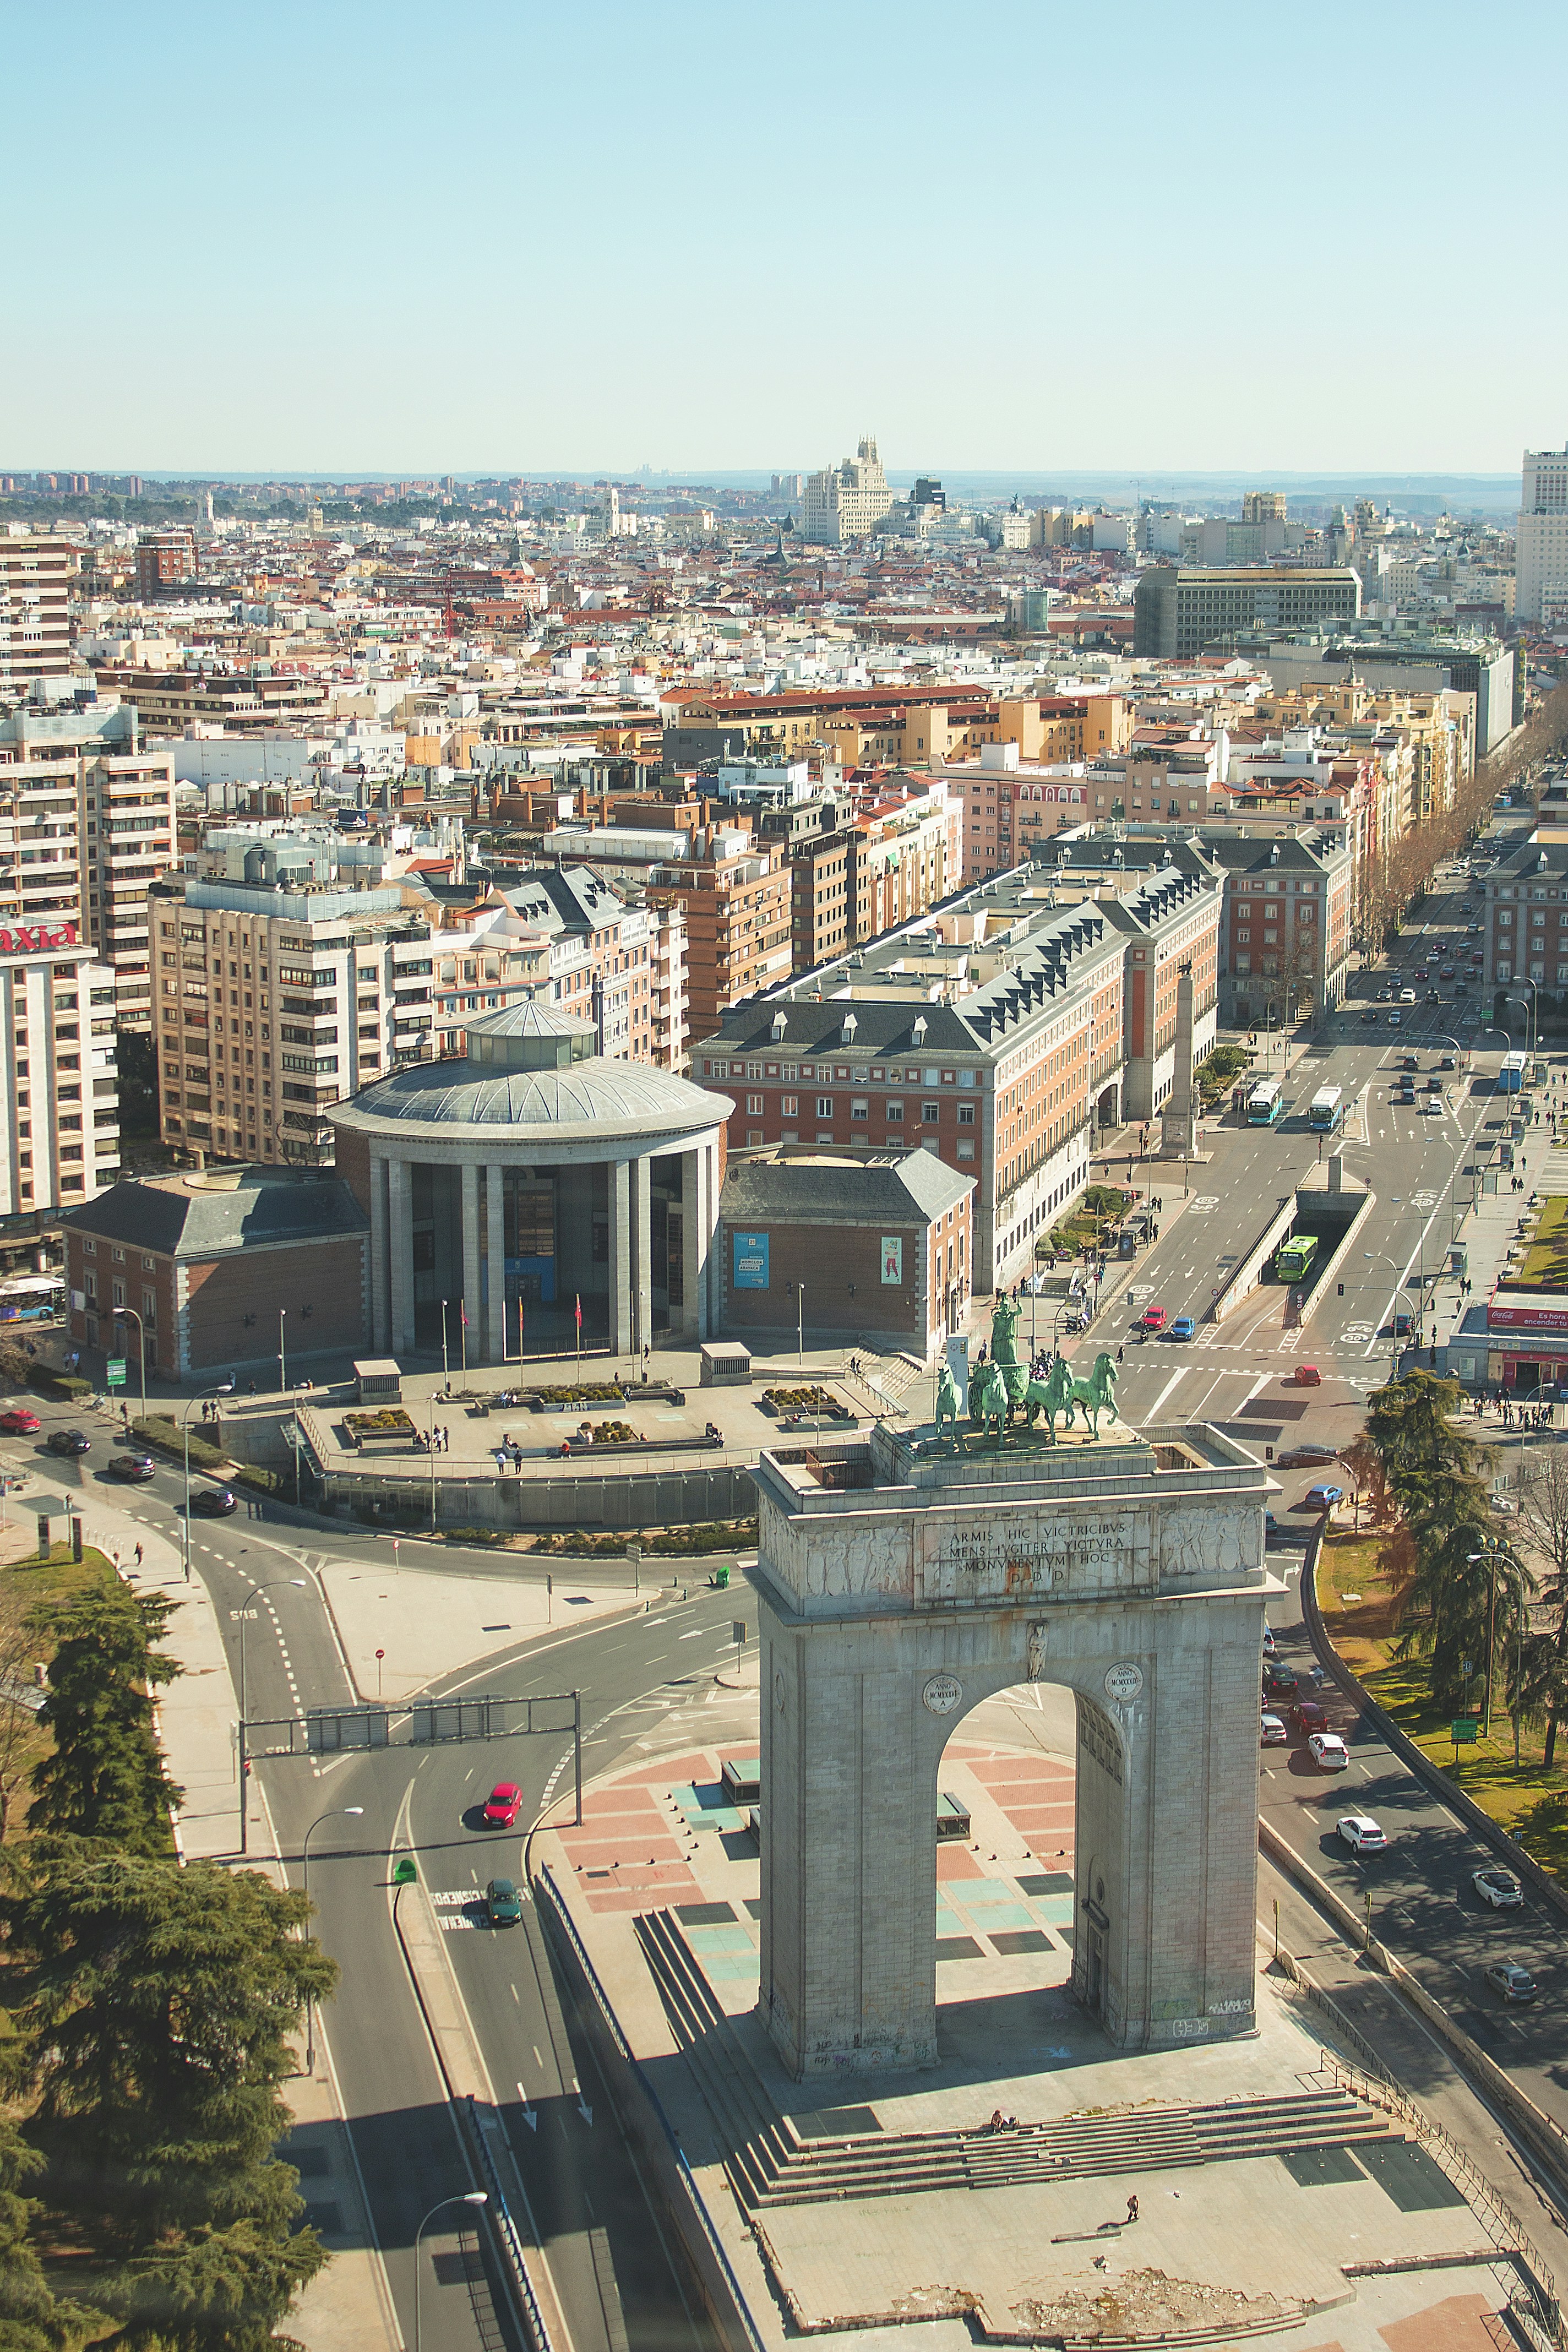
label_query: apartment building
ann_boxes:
[649,825,792,1043]
[799,436,894,545]
[484,863,688,1071]
[0,536,76,690]
[0,922,120,1223]
[949,742,1092,879]
[687,860,1221,1292]
[1515,444,1568,624]
[1482,840,1568,994]
[91,662,329,736]
[134,528,199,602]
[1133,568,1362,659]
[0,703,178,1032]
[150,847,449,1168]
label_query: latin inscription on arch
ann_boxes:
[918,1515,1144,1607]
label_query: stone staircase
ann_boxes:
[635,1909,1403,2213]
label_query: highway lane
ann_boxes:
[0,1408,727,2352]
[1258,1548,1568,2149]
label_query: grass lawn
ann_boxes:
[1316,1525,1568,1879]
[0,1542,123,1847]
[1516,1193,1568,1288]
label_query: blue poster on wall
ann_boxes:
[732,1231,770,1289]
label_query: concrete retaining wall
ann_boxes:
[1293,1186,1376,1333]
[1208,1197,1297,1324]
[317,1462,758,1532]
[533,1866,767,2352]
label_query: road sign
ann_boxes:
[732,1620,747,1647]
[105,1358,127,1390]
[1450,1719,1478,1744]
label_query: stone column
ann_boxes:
[632,1155,651,1360]
[609,1159,633,1359]
[388,1157,415,1357]
[461,1163,481,1370]
[703,1141,720,1338]
[680,1147,703,1341]
[369,1151,390,1353]
[486,1162,507,1365]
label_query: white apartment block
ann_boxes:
[0,705,177,1032]
[799,437,894,545]
[0,927,121,1219]
[1515,444,1568,623]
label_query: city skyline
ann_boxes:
[4,0,1564,473]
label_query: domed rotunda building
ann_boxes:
[329,1001,731,1360]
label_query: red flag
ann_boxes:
[519,1295,525,1348]
[574,1293,583,1331]
[461,1305,469,1327]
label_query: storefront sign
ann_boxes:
[1489,1302,1568,1335]
[0,922,79,959]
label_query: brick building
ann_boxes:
[689,860,1221,1293]
[720,1146,974,1357]
[61,1167,369,1382]
[649,825,792,1044]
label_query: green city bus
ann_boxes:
[1275,1234,1317,1286]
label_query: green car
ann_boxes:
[485,1877,522,1928]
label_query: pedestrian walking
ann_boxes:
[1126,2196,1140,2224]
[133,1543,143,1568]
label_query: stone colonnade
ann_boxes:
[365,1135,721,1362]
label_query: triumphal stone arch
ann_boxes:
[749,1405,1276,2078]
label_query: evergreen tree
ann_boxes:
[7,1850,334,2243]
[1365,1370,1477,1504]
[26,1591,182,1852]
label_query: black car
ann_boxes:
[1263,1665,1300,1703]
[47,1428,90,1457]
[192,1487,238,1517]
[108,1452,156,1482]
[1385,1313,1413,1339]
[1440,1054,1458,1070]
[1398,1054,1419,1070]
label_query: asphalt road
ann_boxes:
[2,1421,737,2352]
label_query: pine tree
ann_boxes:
[8,1850,333,2245]
[26,1591,182,1852]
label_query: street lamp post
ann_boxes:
[415,2193,488,2352]
[277,1306,287,1397]
[301,1806,363,2071]
[111,1305,148,1425]
[1364,1249,1407,1384]
[182,1379,236,1582]
[1467,1537,1520,1750]
[439,1299,449,1395]
[235,1575,307,1855]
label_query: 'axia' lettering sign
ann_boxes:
[0,922,79,959]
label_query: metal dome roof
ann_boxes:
[328,1030,731,1151]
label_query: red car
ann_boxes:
[1291,1700,1329,1737]
[1139,1305,1167,1333]
[0,1408,41,1435]
[481,1782,523,1828]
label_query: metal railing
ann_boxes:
[463,2095,555,2352]
[537,1865,769,2352]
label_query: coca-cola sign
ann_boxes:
[0,922,80,958]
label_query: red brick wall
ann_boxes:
[721,1219,924,1341]
[183,1238,367,1370]
[334,1126,372,1218]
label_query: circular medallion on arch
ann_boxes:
[1104,1662,1145,1705]
[922,1673,964,1717]
[774,1669,786,1714]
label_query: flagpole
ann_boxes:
[461,1305,467,1388]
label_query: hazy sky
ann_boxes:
[4,0,1562,476]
